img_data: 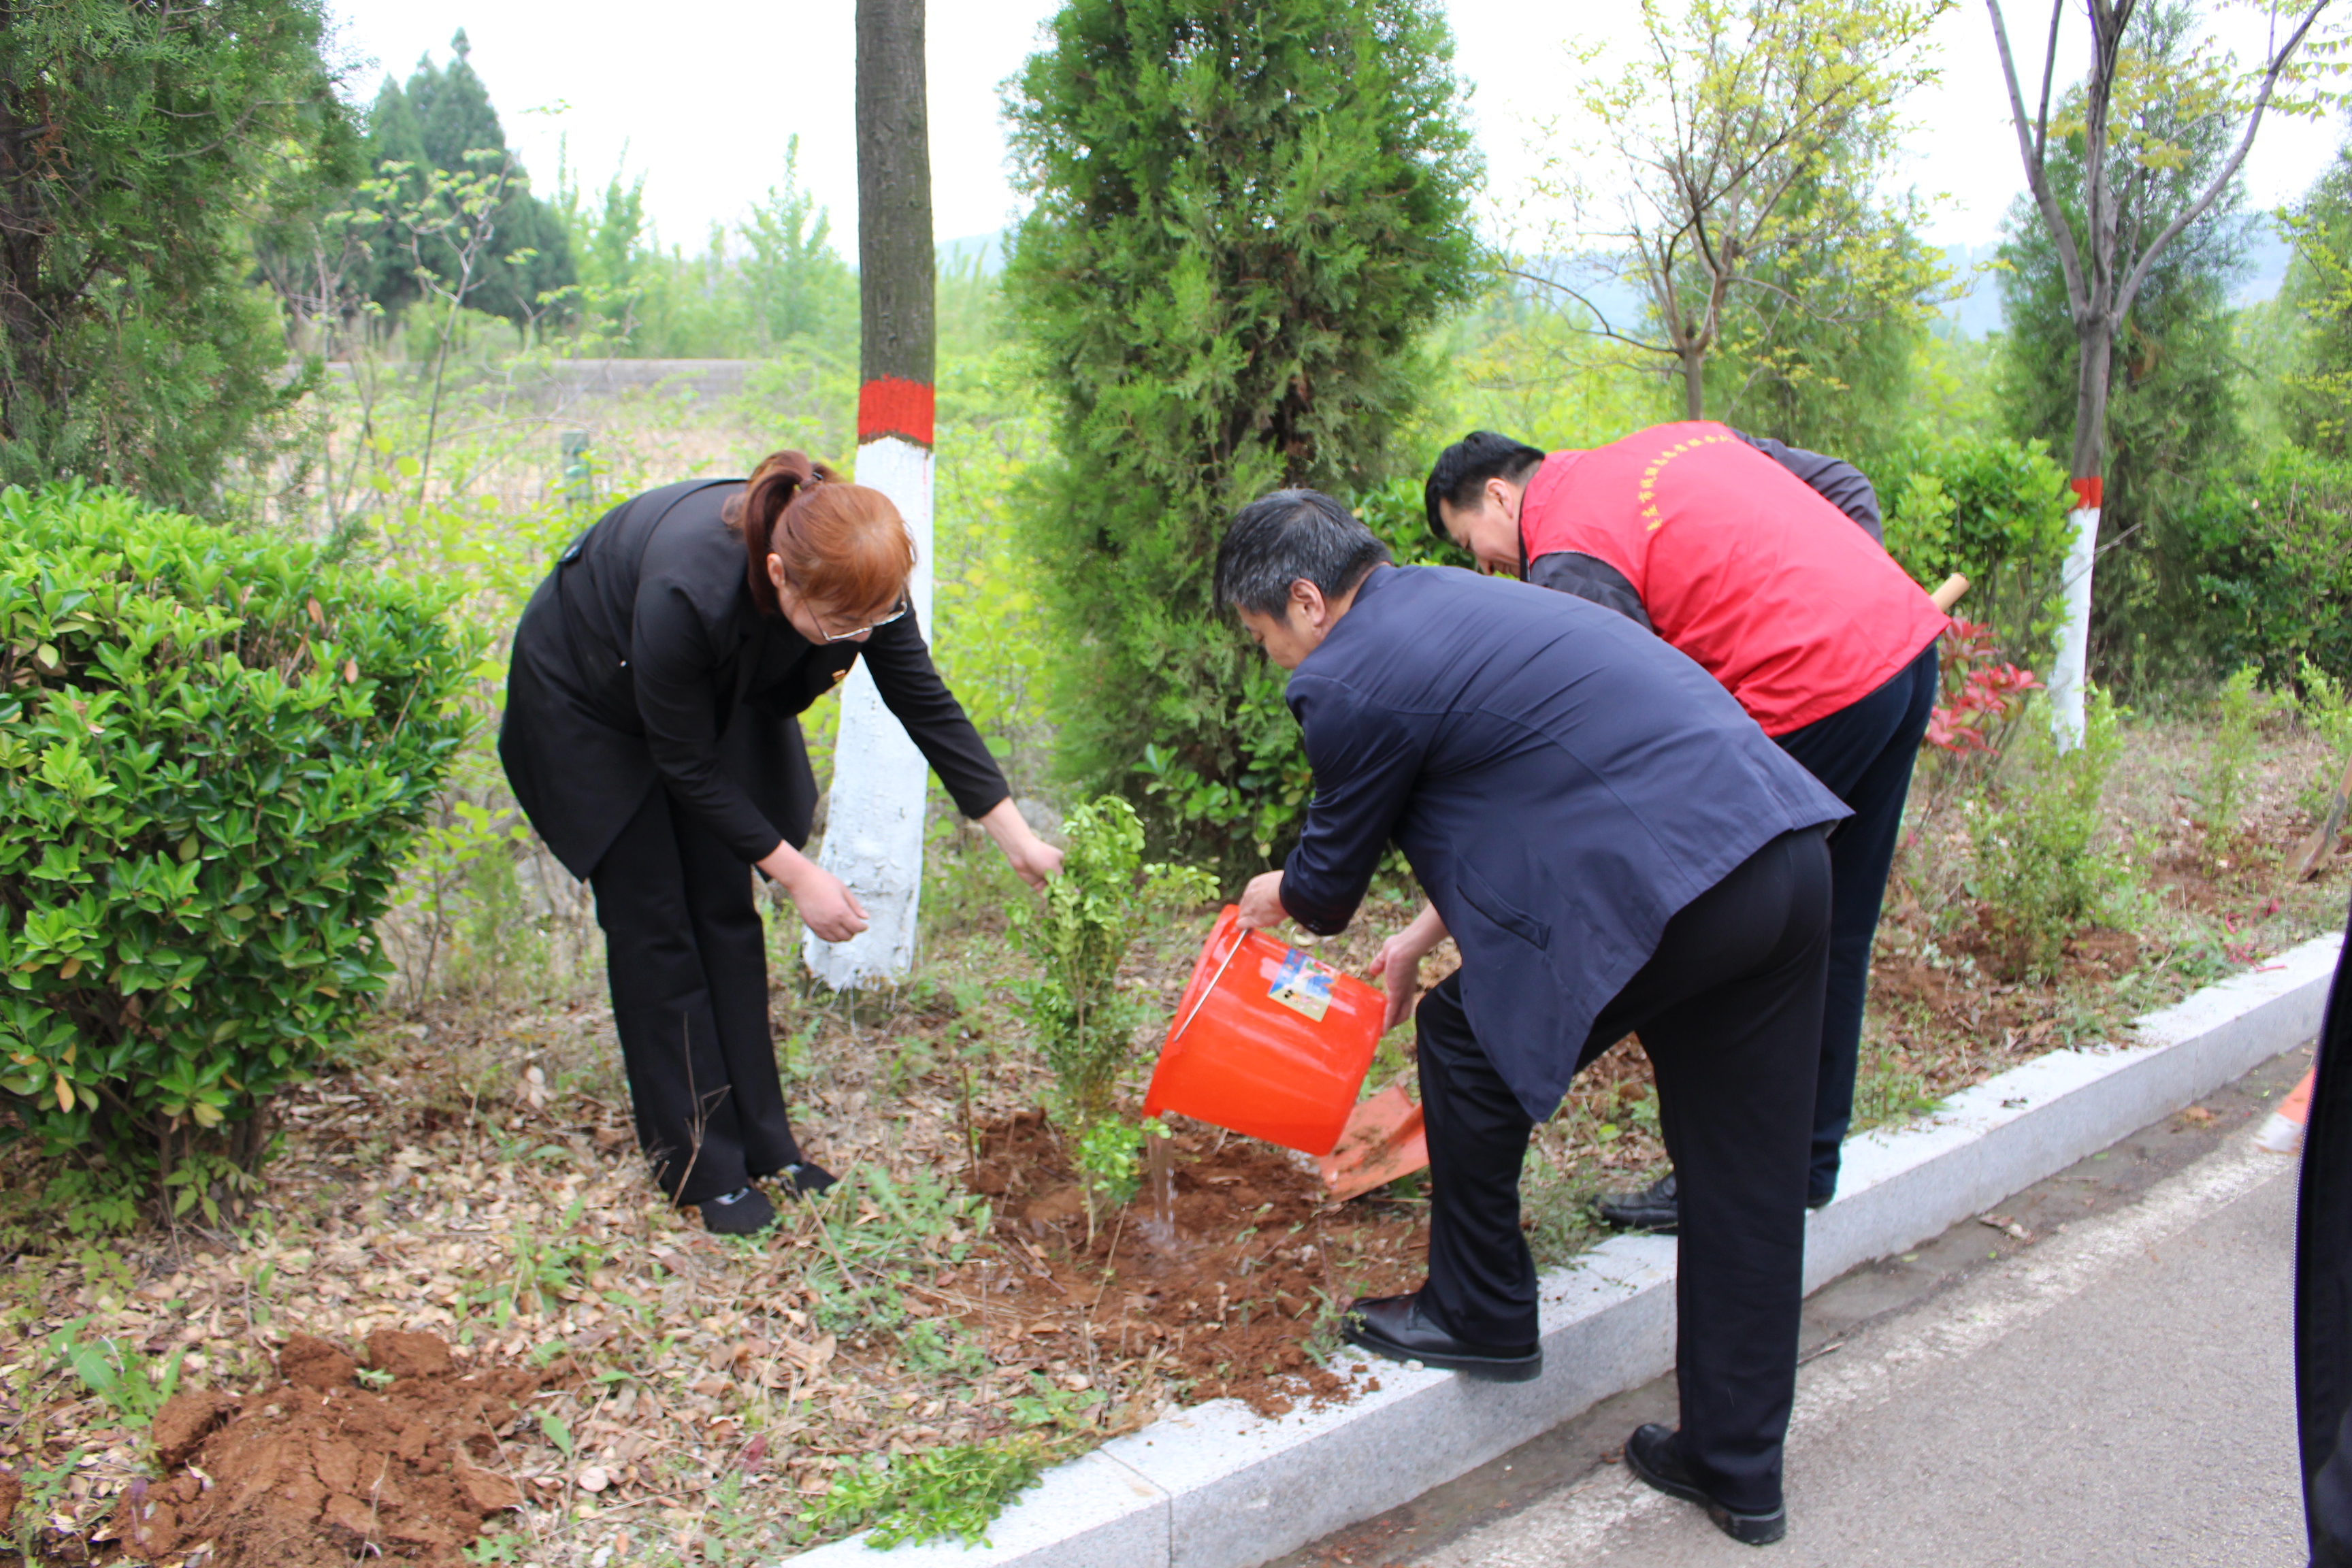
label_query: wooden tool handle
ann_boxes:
[1930,573,1971,614]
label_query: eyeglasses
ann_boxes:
[813,593,911,643]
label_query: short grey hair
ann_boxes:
[1213,489,1392,617]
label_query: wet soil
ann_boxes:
[135,1331,545,1567]
[964,1111,1428,1418]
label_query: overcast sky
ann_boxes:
[320,1,2346,257]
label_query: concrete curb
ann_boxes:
[788,932,2341,1568]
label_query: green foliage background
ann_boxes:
[1002,0,1482,870]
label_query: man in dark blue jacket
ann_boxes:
[1217,490,1846,1546]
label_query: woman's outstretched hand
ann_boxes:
[1368,902,1448,1034]
[978,797,1064,889]
[758,841,871,942]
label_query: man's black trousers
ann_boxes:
[587,785,805,1205]
[1774,638,1940,1200]
[1416,826,1832,1518]
[2299,894,2352,1563]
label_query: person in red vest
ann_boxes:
[1392,424,1949,1227]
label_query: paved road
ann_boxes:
[1283,1047,2314,1568]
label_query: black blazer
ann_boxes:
[1276,565,1848,1120]
[499,479,1009,879]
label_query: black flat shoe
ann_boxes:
[1599,1171,1679,1232]
[778,1160,837,1198]
[1623,1422,1786,1546]
[700,1186,778,1236]
[1342,1292,1542,1383]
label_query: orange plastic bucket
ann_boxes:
[1142,906,1386,1156]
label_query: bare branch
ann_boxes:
[2033,0,2063,163]
[1987,0,2090,317]
[1501,265,1683,356]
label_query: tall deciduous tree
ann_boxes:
[1985,0,2341,740]
[1997,3,2252,695]
[0,0,358,510]
[806,0,941,987]
[1535,0,1950,424]
[1004,0,1480,870]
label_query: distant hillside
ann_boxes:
[1932,218,2292,341]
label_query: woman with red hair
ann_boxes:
[500,453,1061,1234]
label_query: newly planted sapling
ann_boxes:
[1072,1114,1173,1232]
[2191,667,2280,853]
[1967,687,2132,979]
[1005,796,1212,1215]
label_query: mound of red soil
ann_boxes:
[969,1111,1426,1418]
[132,1331,541,1567]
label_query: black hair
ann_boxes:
[1213,489,1393,617]
[1423,431,1546,542]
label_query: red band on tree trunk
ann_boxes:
[2070,476,2103,509]
[857,376,936,448]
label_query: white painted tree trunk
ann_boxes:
[2046,502,2100,750]
[802,434,935,987]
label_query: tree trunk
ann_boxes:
[808,0,940,990]
[2046,314,2112,749]
[1680,348,1705,421]
[856,0,935,402]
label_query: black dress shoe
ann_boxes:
[700,1186,778,1236]
[1623,1422,1786,1546]
[778,1160,837,1198]
[1598,1171,1679,1232]
[1806,1188,1834,1211]
[1342,1292,1542,1383]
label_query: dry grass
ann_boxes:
[9,716,2341,1565]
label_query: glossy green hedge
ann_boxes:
[0,483,473,1204]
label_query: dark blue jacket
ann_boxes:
[1277,566,1848,1120]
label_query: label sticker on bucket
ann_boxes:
[1267,950,1333,1022]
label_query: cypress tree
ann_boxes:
[1003,0,1479,870]
[0,0,359,510]
[353,33,575,333]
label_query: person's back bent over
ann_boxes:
[1215,490,1846,1545]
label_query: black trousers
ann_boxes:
[1774,639,1940,1198]
[1417,826,1831,1517]
[587,785,804,1205]
[2300,896,2352,1564]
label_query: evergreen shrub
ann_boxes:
[1882,434,2075,668]
[2190,449,2352,687]
[0,484,472,1221]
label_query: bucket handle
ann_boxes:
[1166,917,1248,1050]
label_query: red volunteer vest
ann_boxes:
[1519,422,1948,736]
